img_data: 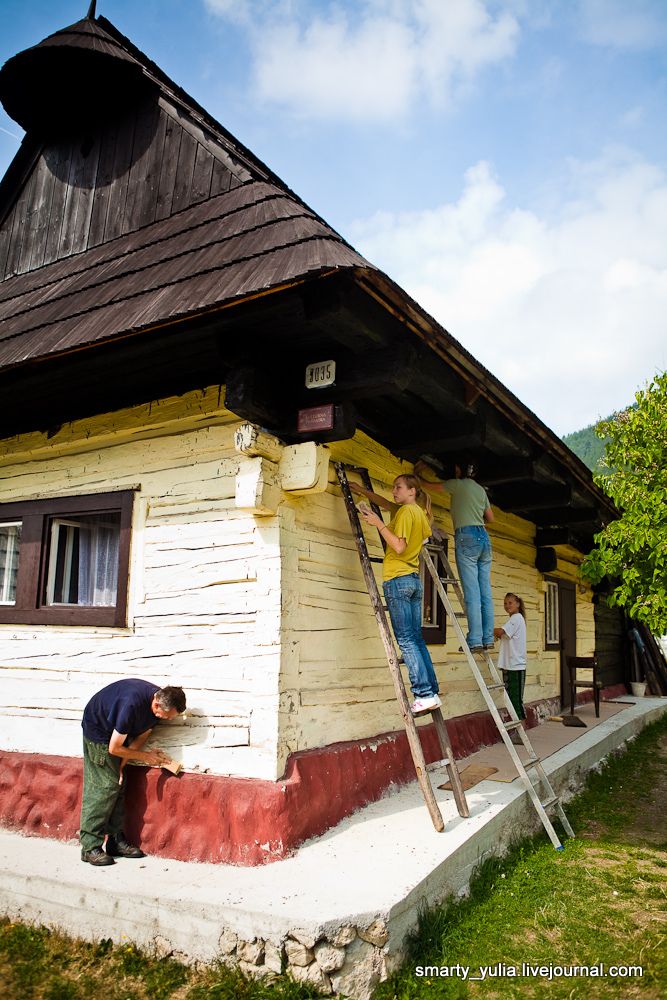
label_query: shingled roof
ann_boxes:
[0,12,372,375]
[0,180,371,371]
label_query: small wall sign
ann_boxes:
[305,360,336,388]
[297,404,335,433]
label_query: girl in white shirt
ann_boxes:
[494,593,527,725]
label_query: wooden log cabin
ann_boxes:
[0,8,628,864]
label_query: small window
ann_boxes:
[0,492,133,627]
[420,541,447,644]
[0,522,22,605]
[545,579,560,650]
[46,513,121,607]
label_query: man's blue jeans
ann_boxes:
[383,573,439,698]
[454,526,494,648]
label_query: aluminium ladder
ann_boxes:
[335,462,470,832]
[420,540,575,850]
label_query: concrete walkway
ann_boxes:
[2,696,666,998]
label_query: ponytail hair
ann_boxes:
[505,593,526,619]
[395,474,433,523]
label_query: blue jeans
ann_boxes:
[454,526,494,648]
[383,573,439,698]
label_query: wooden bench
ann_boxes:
[566,655,602,717]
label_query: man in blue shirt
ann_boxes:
[80,679,186,866]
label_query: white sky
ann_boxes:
[1,0,666,435]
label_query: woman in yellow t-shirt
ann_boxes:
[351,474,441,714]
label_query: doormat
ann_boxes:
[439,763,498,791]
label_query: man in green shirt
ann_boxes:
[416,461,494,651]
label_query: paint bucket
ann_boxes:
[630,681,647,697]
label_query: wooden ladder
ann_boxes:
[420,540,575,849]
[335,463,469,832]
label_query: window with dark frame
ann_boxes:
[420,540,448,644]
[0,491,134,627]
[544,578,560,650]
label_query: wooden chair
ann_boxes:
[566,655,601,717]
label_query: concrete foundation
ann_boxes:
[1,697,665,999]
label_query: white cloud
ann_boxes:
[204,0,297,26]
[620,105,646,128]
[204,0,519,120]
[576,0,667,50]
[348,152,667,434]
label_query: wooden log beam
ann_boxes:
[391,414,485,457]
[477,457,535,486]
[491,483,571,511]
[532,506,600,527]
[535,526,574,547]
[234,422,284,462]
[305,344,419,400]
[224,365,290,429]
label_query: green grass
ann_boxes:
[376,713,667,999]
[2,714,666,1000]
[0,927,323,1000]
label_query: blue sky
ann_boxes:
[1,0,666,436]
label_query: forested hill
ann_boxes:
[562,422,607,472]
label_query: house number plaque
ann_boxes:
[305,360,336,388]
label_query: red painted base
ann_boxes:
[0,686,628,865]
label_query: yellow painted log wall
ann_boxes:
[276,431,597,767]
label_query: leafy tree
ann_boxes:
[581,372,667,634]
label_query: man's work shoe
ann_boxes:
[106,835,145,859]
[82,846,115,866]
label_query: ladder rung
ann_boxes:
[368,556,383,563]
[426,757,451,770]
[454,612,467,619]
[486,682,505,691]
[504,721,523,731]
[540,795,559,810]
[523,757,541,769]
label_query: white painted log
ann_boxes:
[234,422,284,463]
[279,443,330,494]
[234,456,282,515]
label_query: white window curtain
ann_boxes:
[77,516,120,606]
[0,522,21,604]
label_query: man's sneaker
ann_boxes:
[483,643,495,650]
[411,694,442,714]
[81,846,115,866]
[106,835,145,859]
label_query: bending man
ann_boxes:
[80,678,186,866]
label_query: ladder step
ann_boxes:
[523,757,541,769]
[504,721,523,731]
[486,682,505,691]
[426,757,451,770]
[368,556,383,563]
[540,795,559,810]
